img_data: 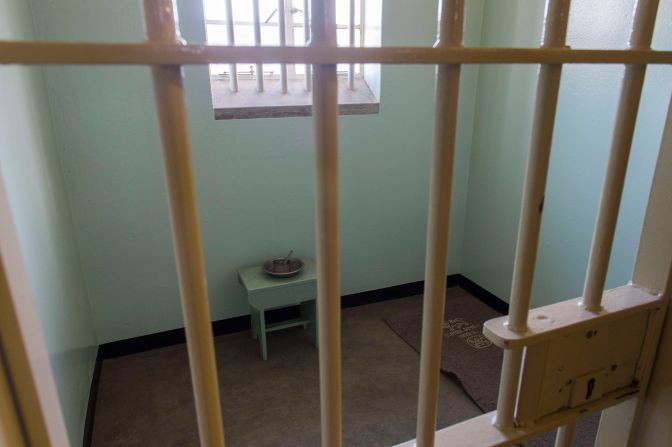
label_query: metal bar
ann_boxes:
[397,391,638,447]
[495,0,571,430]
[223,0,238,92]
[284,0,296,77]
[143,1,225,446]
[311,0,341,446]
[304,0,311,91]
[626,95,672,446]
[0,177,70,447]
[2,42,672,66]
[554,423,576,447]
[206,19,358,29]
[0,354,26,447]
[493,348,523,429]
[582,0,660,312]
[415,1,464,445]
[506,0,570,331]
[632,95,672,295]
[596,94,672,447]
[484,285,661,348]
[252,0,264,92]
[278,0,288,93]
[348,0,355,90]
[359,0,365,80]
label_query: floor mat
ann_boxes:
[385,290,503,411]
[384,288,599,447]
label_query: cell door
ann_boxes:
[0,0,671,446]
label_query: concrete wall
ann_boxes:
[0,0,98,444]
[29,0,485,343]
[461,0,672,307]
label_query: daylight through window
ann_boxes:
[203,0,380,119]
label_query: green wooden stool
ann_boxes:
[237,259,317,360]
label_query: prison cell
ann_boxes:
[0,0,671,446]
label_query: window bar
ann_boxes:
[581,0,660,312]
[348,0,355,90]
[494,0,571,432]
[303,0,312,92]
[278,0,288,93]
[311,0,341,445]
[415,1,464,446]
[143,1,226,446]
[223,0,238,92]
[359,0,365,80]
[252,0,264,92]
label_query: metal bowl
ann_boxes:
[263,257,305,278]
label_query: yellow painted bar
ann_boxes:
[415,1,464,445]
[1,42,672,66]
[582,0,660,311]
[497,0,571,433]
[311,0,342,446]
[144,0,226,445]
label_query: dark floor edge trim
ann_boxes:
[82,349,102,447]
[342,279,423,308]
[98,306,300,359]
[456,275,510,315]
[87,275,507,446]
[98,273,506,359]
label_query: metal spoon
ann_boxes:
[282,249,294,264]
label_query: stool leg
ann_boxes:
[250,306,258,340]
[259,308,268,361]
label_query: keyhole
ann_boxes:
[585,378,596,400]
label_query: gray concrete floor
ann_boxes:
[91,288,482,447]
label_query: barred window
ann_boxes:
[203,0,381,119]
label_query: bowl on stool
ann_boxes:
[263,257,305,278]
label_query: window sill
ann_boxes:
[211,77,379,120]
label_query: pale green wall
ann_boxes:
[30,0,485,343]
[462,0,672,306]
[0,0,98,444]
[23,0,670,354]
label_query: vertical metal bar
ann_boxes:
[304,0,312,91]
[415,1,464,446]
[359,0,365,80]
[252,0,264,92]
[311,0,340,445]
[494,348,524,429]
[143,1,225,446]
[0,355,26,447]
[223,0,238,92]
[596,94,672,447]
[582,0,660,312]
[626,93,672,447]
[631,94,672,294]
[0,181,71,447]
[554,420,576,447]
[506,0,571,333]
[348,0,355,90]
[278,0,288,93]
[494,0,571,432]
[284,0,297,78]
